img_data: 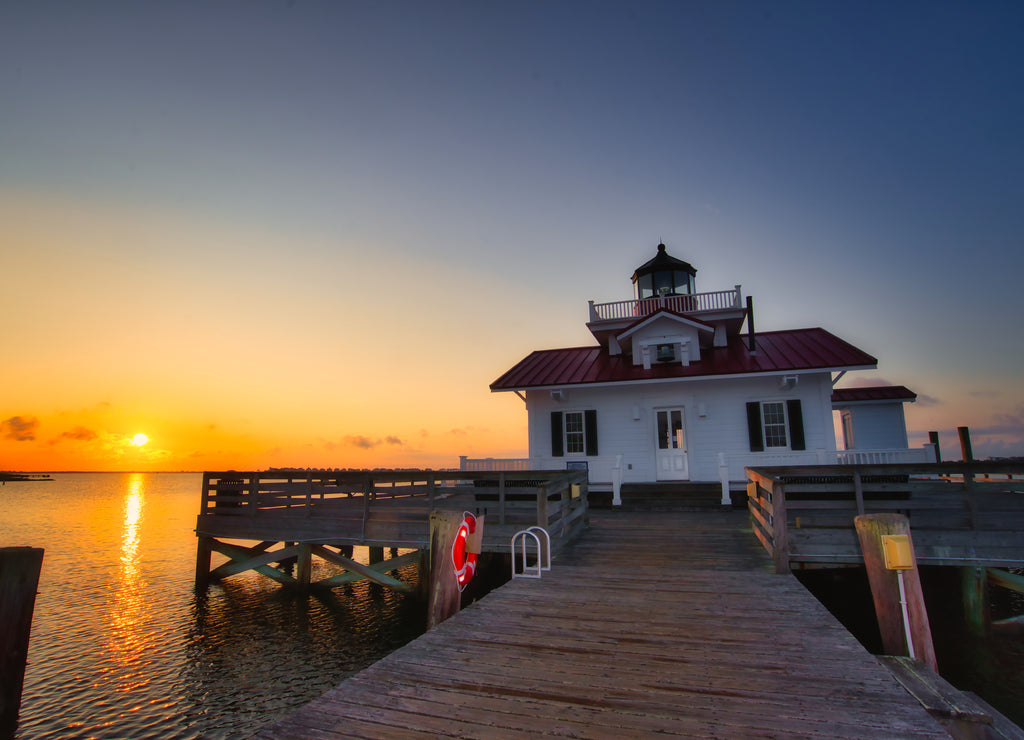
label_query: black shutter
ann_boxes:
[787,399,806,451]
[550,412,564,457]
[746,402,764,452]
[585,410,598,456]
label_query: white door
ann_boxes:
[655,408,689,480]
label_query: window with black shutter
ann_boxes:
[747,399,805,451]
[551,410,598,457]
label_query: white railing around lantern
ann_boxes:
[589,286,742,322]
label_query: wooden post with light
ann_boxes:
[855,514,937,671]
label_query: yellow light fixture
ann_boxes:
[882,534,914,570]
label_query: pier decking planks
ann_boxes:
[254,509,950,739]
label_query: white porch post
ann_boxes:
[611,454,623,507]
[718,452,731,506]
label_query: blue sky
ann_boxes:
[2,1,1023,468]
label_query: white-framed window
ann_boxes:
[746,399,805,452]
[762,401,789,448]
[565,411,585,454]
[550,410,599,457]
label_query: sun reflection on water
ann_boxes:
[109,474,150,689]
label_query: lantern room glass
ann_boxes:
[635,270,693,300]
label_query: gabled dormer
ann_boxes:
[616,311,715,368]
[587,243,747,354]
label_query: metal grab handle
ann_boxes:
[511,526,551,579]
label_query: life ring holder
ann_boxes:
[451,511,478,592]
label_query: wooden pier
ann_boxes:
[745,462,1024,573]
[194,469,588,591]
[254,508,976,739]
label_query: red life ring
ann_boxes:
[452,512,478,591]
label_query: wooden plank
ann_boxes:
[878,657,992,723]
[257,509,951,739]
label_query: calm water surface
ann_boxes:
[2,473,425,739]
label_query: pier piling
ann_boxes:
[0,547,44,739]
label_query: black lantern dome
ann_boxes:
[631,243,697,300]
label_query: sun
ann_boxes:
[130,433,149,447]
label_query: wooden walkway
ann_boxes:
[254,509,951,739]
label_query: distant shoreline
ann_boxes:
[0,472,54,482]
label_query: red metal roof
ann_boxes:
[491,328,877,391]
[831,386,917,404]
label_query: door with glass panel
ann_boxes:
[655,408,688,480]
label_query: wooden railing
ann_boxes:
[588,286,742,322]
[200,470,440,515]
[746,462,1024,573]
[198,468,588,551]
[720,446,938,504]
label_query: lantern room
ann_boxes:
[631,243,697,300]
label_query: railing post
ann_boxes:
[248,473,259,517]
[772,481,789,573]
[537,484,549,530]
[361,474,372,541]
[498,472,506,526]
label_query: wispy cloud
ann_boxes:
[2,416,39,441]
[51,426,99,444]
[338,435,405,450]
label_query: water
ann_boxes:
[2,473,426,739]
[797,566,1024,729]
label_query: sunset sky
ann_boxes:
[3,1,1023,471]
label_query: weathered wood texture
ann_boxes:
[196,470,586,553]
[195,469,587,590]
[255,510,952,739]
[426,511,463,630]
[748,462,1024,570]
[0,547,44,738]
[854,514,937,671]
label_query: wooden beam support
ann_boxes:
[987,567,1024,594]
[296,544,313,590]
[0,547,43,739]
[311,546,415,593]
[208,540,298,586]
[854,514,937,671]
[962,566,989,634]
[208,541,288,579]
[194,534,213,590]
